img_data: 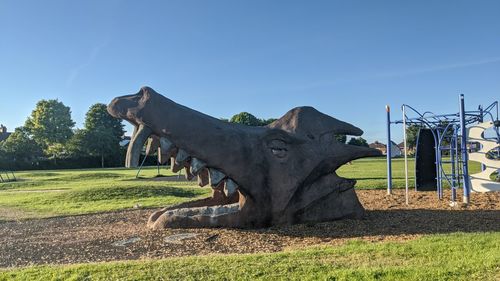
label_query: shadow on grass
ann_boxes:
[58,172,124,181]
[121,175,192,182]
[258,209,500,239]
[0,179,45,191]
[62,185,205,201]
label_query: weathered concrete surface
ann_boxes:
[108,87,380,228]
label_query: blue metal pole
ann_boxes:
[386,105,393,195]
[459,94,470,204]
[451,126,457,202]
[435,129,442,199]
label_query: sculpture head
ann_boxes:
[108,87,380,228]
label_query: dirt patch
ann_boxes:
[134,175,188,182]
[0,207,40,222]
[0,189,498,268]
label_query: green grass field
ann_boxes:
[0,157,482,220]
[1,232,498,281]
[0,157,496,280]
[0,167,210,219]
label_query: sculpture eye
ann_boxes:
[268,139,288,158]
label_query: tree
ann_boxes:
[76,103,125,168]
[348,137,369,147]
[84,103,124,138]
[24,99,75,150]
[335,134,347,144]
[66,129,88,157]
[45,143,67,165]
[230,112,261,126]
[259,118,277,126]
[406,124,423,149]
[0,127,43,163]
[229,113,277,126]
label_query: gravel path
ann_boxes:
[0,189,498,268]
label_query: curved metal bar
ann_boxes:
[437,122,456,192]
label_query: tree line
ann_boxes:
[0,100,125,170]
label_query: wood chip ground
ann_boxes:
[0,189,498,268]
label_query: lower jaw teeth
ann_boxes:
[165,203,240,217]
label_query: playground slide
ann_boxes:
[468,121,500,192]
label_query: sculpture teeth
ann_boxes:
[197,168,209,187]
[159,137,175,164]
[175,149,190,165]
[184,164,195,181]
[171,157,182,173]
[190,158,206,175]
[209,168,226,188]
[224,178,238,197]
[145,137,159,156]
[125,124,152,168]
[159,137,174,153]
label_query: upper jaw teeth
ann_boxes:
[159,137,176,164]
[197,168,209,187]
[208,168,226,187]
[175,149,190,164]
[125,124,153,168]
[190,158,206,175]
[172,149,190,173]
[224,178,238,197]
[149,136,240,197]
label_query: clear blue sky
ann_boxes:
[1,0,499,143]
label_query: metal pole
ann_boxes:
[136,153,149,178]
[459,94,470,204]
[478,105,486,172]
[157,148,161,176]
[435,129,442,199]
[402,105,409,204]
[451,126,457,202]
[386,105,393,195]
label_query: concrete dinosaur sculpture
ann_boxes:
[107,87,380,228]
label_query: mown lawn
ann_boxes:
[0,232,498,281]
[0,167,210,219]
[0,158,496,280]
[336,157,482,190]
[0,157,482,219]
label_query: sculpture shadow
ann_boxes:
[249,209,500,239]
[65,185,205,202]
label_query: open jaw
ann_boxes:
[108,87,381,229]
[127,126,372,229]
[124,125,248,229]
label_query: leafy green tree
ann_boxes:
[0,127,43,163]
[406,124,423,149]
[335,134,347,144]
[46,143,67,164]
[348,137,369,147]
[230,112,261,126]
[84,103,124,138]
[66,129,88,156]
[74,103,125,168]
[24,99,75,150]
[259,118,277,126]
